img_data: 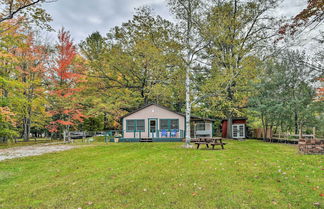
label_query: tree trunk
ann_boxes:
[269,125,273,142]
[27,118,31,141]
[23,117,28,141]
[294,112,298,134]
[103,112,109,130]
[299,124,303,139]
[261,113,266,141]
[226,116,233,139]
[63,129,66,143]
[183,0,193,147]
[67,125,71,143]
[185,62,191,146]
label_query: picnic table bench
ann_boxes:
[194,137,226,150]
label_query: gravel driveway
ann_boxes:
[0,144,79,161]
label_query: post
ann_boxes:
[299,127,302,139]
[313,127,316,139]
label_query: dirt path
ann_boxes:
[0,143,79,161]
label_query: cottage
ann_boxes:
[221,118,247,139]
[120,104,215,142]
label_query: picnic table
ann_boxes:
[194,137,226,150]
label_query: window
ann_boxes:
[196,123,205,131]
[159,119,179,130]
[170,119,179,130]
[232,124,245,138]
[126,120,135,131]
[160,119,169,130]
[137,120,145,131]
[126,120,145,132]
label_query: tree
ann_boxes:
[199,0,281,138]
[79,7,183,129]
[0,106,18,141]
[47,28,86,142]
[168,0,204,146]
[0,18,26,141]
[15,32,50,141]
[0,0,52,22]
[279,0,323,36]
[249,50,321,139]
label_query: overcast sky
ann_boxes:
[42,0,310,44]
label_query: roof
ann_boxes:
[120,103,215,122]
[221,117,247,122]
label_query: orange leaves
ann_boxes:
[46,28,87,132]
[53,28,79,82]
[0,107,16,126]
[56,120,74,126]
[279,0,324,37]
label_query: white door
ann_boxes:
[232,124,245,138]
[149,119,157,138]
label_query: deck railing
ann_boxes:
[104,129,185,142]
[148,129,185,139]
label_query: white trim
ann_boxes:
[232,124,245,138]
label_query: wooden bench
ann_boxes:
[195,137,226,150]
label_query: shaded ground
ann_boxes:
[0,143,78,161]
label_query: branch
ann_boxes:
[0,0,44,23]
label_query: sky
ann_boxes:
[42,0,171,43]
[41,0,322,54]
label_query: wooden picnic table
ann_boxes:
[194,137,226,150]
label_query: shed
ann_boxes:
[221,118,247,139]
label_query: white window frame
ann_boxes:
[232,124,245,138]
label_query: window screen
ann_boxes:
[160,119,169,130]
[170,119,179,130]
[196,123,205,131]
[137,120,145,131]
[126,120,145,131]
[126,120,135,131]
[159,119,179,130]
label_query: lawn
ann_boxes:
[0,140,323,209]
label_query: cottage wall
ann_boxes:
[123,105,185,138]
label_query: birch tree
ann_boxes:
[168,0,204,146]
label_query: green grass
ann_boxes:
[0,140,323,209]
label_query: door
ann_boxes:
[148,119,158,138]
[232,124,245,138]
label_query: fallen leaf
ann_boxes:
[320,193,324,197]
[192,192,197,196]
[87,202,93,205]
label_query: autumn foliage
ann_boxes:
[47,28,86,134]
[279,0,324,36]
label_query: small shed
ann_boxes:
[221,118,247,139]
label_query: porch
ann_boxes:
[104,129,185,142]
